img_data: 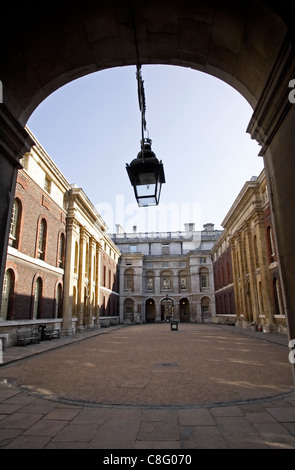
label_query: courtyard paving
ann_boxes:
[0,323,295,450]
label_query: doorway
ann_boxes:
[161,297,174,322]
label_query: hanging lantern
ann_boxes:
[126,138,165,207]
[126,65,165,206]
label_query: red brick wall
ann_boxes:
[4,170,65,320]
[213,246,236,315]
[100,252,119,316]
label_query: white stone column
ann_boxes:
[61,213,75,334]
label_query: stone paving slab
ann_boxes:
[0,323,294,450]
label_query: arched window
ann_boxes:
[124,268,134,291]
[37,218,47,260]
[33,277,42,319]
[0,269,14,320]
[58,233,65,268]
[9,198,21,248]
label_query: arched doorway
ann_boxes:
[161,297,174,322]
[179,298,190,322]
[1,1,295,347]
[123,298,134,324]
[146,298,156,323]
[201,297,211,323]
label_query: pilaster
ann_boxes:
[95,241,102,324]
[77,226,87,330]
[252,212,277,331]
[61,214,76,334]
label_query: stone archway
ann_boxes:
[201,296,211,323]
[123,298,134,323]
[145,298,156,323]
[1,1,295,347]
[180,298,190,322]
[161,297,174,322]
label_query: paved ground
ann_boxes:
[0,323,295,450]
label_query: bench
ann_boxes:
[46,326,60,339]
[39,325,60,340]
[224,318,236,326]
[17,329,40,346]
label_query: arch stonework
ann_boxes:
[1,1,295,351]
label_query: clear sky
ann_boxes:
[27,65,263,234]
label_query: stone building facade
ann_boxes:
[211,169,286,333]
[0,129,120,346]
[111,223,222,324]
[62,185,120,334]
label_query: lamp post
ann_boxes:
[126,65,165,206]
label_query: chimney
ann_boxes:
[184,223,195,232]
[203,223,214,231]
[116,224,125,234]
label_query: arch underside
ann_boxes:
[0,0,288,124]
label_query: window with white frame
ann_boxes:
[161,271,172,291]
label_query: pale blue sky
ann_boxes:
[27,65,263,233]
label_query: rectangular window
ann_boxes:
[125,276,133,290]
[163,277,171,290]
[180,277,187,289]
[130,245,137,253]
[146,278,154,291]
[162,244,170,255]
[201,275,208,288]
